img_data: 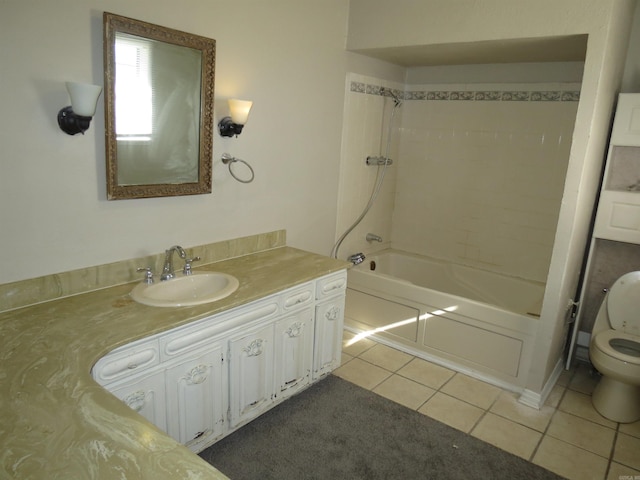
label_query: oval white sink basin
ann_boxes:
[131,272,239,307]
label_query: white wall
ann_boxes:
[0,0,402,285]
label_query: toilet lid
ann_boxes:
[608,271,640,336]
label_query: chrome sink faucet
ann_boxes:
[160,245,186,281]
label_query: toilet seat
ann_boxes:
[608,271,640,336]
[593,330,640,365]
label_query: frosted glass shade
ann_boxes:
[228,99,252,125]
[66,82,103,117]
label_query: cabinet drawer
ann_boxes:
[93,338,160,385]
[160,297,280,359]
[315,271,347,299]
[281,282,314,312]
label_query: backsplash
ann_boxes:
[0,230,286,313]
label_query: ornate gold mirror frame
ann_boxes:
[104,12,215,200]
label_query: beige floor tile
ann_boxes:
[373,374,435,410]
[341,351,353,366]
[559,389,617,428]
[613,432,640,471]
[332,358,391,390]
[619,419,640,439]
[546,411,615,458]
[607,461,640,480]
[342,332,377,357]
[545,383,565,409]
[440,373,501,410]
[471,412,542,460]
[533,436,608,480]
[396,357,455,389]
[490,390,554,432]
[569,363,600,395]
[556,366,574,387]
[418,392,483,433]
[359,344,413,372]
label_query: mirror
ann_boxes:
[103,12,215,200]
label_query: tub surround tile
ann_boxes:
[349,79,580,103]
[0,230,286,313]
[0,245,348,479]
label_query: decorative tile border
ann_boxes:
[350,81,580,102]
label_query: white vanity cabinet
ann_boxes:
[228,322,276,428]
[313,272,347,380]
[92,270,346,453]
[164,345,226,451]
[92,338,167,431]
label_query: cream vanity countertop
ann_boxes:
[0,247,349,479]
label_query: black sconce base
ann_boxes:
[218,116,244,137]
[57,106,92,135]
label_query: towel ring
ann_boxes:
[221,153,255,183]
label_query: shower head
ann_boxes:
[382,87,403,107]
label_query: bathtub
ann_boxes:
[344,250,544,388]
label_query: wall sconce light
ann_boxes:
[57,82,103,135]
[218,99,253,137]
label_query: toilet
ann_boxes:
[589,271,640,423]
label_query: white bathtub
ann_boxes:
[345,250,544,388]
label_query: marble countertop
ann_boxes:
[0,247,348,479]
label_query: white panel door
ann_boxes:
[274,308,314,400]
[313,295,345,380]
[228,323,275,428]
[165,346,226,452]
[107,369,168,433]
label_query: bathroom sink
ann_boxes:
[131,272,239,307]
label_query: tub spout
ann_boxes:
[348,253,366,265]
[366,233,383,243]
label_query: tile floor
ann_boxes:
[334,331,640,480]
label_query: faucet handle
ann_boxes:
[183,256,201,275]
[136,267,154,284]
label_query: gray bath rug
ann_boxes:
[199,375,563,480]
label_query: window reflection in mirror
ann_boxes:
[104,12,215,200]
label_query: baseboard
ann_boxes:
[518,357,564,409]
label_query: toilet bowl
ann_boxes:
[589,271,640,423]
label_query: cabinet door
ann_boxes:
[274,308,314,400]
[313,294,345,380]
[106,369,167,433]
[165,346,226,453]
[228,323,275,428]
